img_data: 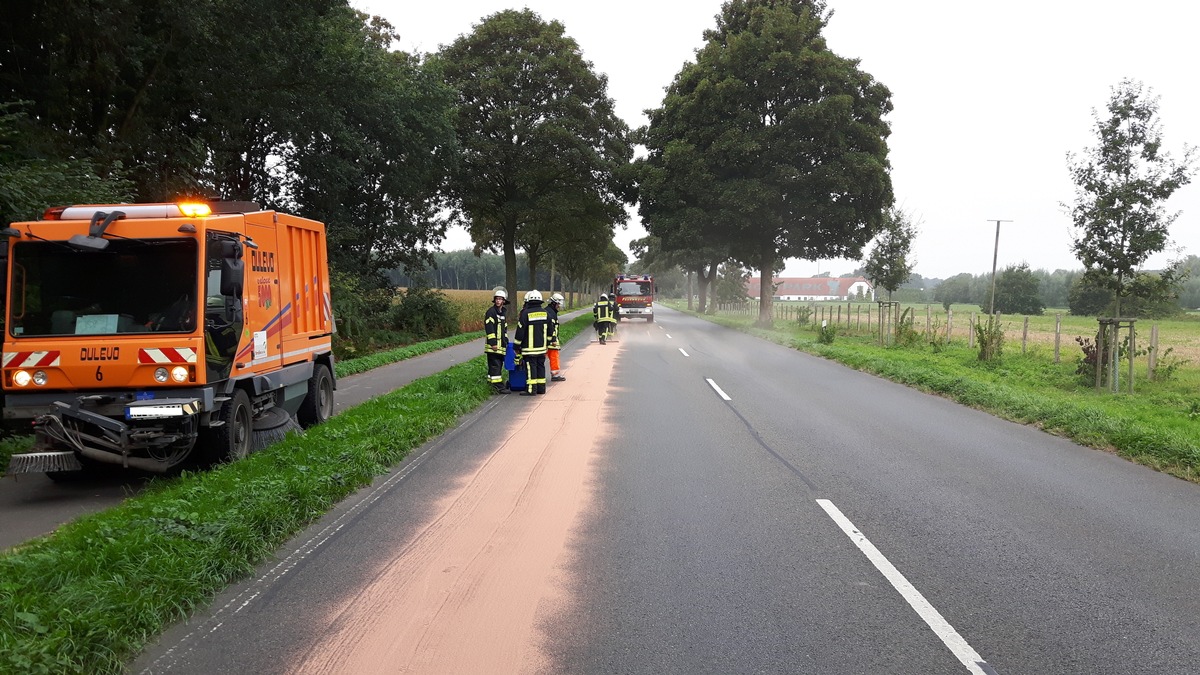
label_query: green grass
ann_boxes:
[673,303,1200,483]
[0,316,591,674]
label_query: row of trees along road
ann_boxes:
[637,0,894,326]
[1,3,633,311]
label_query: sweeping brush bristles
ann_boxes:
[251,407,303,453]
[5,451,83,476]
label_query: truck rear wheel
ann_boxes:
[206,389,252,464]
[298,363,334,428]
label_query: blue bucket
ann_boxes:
[506,342,527,391]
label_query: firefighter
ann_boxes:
[547,292,566,381]
[484,286,509,394]
[593,293,617,344]
[514,289,550,396]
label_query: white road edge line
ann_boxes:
[679,348,689,357]
[816,499,994,675]
[706,378,732,401]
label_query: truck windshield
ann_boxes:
[8,239,199,337]
[616,281,652,295]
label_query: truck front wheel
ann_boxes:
[205,389,252,464]
[298,363,334,428]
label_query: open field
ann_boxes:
[715,300,1200,380]
[427,289,581,333]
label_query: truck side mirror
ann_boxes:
[221,258,244,297]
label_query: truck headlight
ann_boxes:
[171,366,188,383]
[154,367,169,383]
[13,370,31,387]
[32,370,48,386]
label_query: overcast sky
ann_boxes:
[353,0,1200,281]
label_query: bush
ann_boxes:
[390,284,457,339]
[975,315,1003,361]
[895,308,921,347]
[817,322,836,344]
[795,304,813,326]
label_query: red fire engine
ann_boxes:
[612,273,655,322]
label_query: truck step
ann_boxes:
[6,451,83,475]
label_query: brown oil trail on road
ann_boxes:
[292,336,623,675]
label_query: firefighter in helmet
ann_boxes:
[547,292,566,381]
[593,292,616,344]
[484,286,509,394]
[514,289,550,395]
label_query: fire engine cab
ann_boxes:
[612,274,655,322]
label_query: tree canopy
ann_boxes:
[436,9,634,296]
[988,263,1045,315]
[638,0,893,325]
[862,208,917,300]
[1,1,457,286]
[1066,79,1197,316]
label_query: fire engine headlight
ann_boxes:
[154,367,170,383]
[32,370,48,386]
[171,366,189,383]
[13,370,31,387]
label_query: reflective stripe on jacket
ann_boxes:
[547,303,560,349]
[484,305,507,354]
[515,303,550,355]
[594,299,616,323]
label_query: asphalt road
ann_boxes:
[132,307,1200,674]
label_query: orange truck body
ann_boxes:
[612,273,655,322]
[1,201,336,475]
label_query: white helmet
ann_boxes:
[492,286,507,301]
[551,293,564,304]
[525,289,542,302]
[600,293,608,300]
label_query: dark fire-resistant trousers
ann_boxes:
[523,353,547,394]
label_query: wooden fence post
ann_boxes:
[947,308,953,344]
[926,305,931,339]
[1022,316,1029,354]
[1149,324,1159,380]
[969,313,975,349]
[1054,313,1061,364]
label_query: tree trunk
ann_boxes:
[503,219,518,298]
[756,250,775,328]
[686,270,694,311]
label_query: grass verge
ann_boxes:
[673,304,1200,483]
[0,316,590,674]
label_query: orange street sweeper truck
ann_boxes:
[1,201,335,478]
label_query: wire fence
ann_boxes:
[708,301,1183,381]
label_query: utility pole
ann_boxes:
[988,219,1012,315]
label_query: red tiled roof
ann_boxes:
[746,277,873,298]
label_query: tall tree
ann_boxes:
[1066,79,1197,316]
[862,207,917,301]
[987,263,1045,315]
[291,32,458,284]
[641,0,893,327]
[933,273,975,311]
[437,10,633,297]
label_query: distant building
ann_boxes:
[746,277,875,301]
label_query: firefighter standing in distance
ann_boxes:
[514,290,550,396]
[593,293,617,344]
[484,287,509,394]
[547,292,566,381]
